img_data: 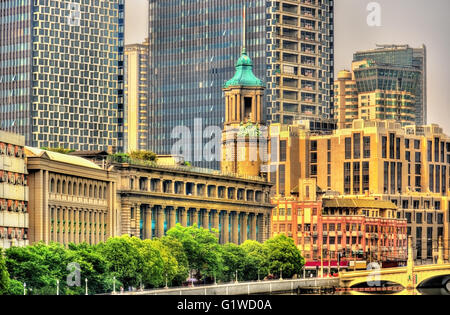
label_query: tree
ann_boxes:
[219,243,246,282]
[157,236,189,286]
[128,238,165,288]
[240,240,269,281]
[0,250,10,295]
[5,242,70,295]
[130,150,157,162]
[97,236,145,288]
[66,243,111,295]
[166,225,223,280]
[264,234,305,279]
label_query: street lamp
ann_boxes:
[85,278,88,295]
[113,276,116,295]
[56,279,59,296]
[23,283,26,296]
[280,267,283,280]
[235,270,238,284]
[164,273,169,289]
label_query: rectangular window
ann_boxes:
[384,162,389,193]
[362,162,370,193]
[427,141,432,162]
[310,140,317,152]
[363,136,371,158]
[397,162,402,193]
[280,140,287,162]
[406,151,411,162]
[344,162,351,194]
[353,133,361,159]
[416,213,423,224]
[415,152,421,163]
[382,136,387,158]
[389,133,395,159]
[414,140,420,150]
[390,162,396,194]
[405,212,412,224]
[436,166,440,193]
[441,142,445,163]
[345,138,352,159]
[396,138,401,160]
[353,162,361,194]
[429,165,434,193]
[279,165,285,195]
[442,166,447,194]
[405,139,410,149]
[435,138,440,163]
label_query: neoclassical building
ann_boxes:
[112,159,273,244]
[26,147,119,246]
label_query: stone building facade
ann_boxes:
[26,147,118,246]
[111,158,273,244]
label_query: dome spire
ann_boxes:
[242,4,246,54]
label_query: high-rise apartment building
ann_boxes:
[334,60,420,128]
[124,39,149,152]
[148,0,334,169]
[353,45,427,126]
[0,0,125,152]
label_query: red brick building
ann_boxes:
[272,180,408,276]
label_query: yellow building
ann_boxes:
[124,39,149,153]
[334,60,419,128]
[269,119,449,263]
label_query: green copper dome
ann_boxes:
[223,48,264,88]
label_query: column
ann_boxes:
[202,210,210,230]
[241,213,248,244]
[80,209,85,244]
[169,207,177,230]
[222,211,230,244]
[250,214,257,241]
[257,214,264,242]
[191,208,198,227]
[145,206,152,239]
[180,208,187,227]
[231,211,239,244]
[212,210,219,231]
[157,206,165,237]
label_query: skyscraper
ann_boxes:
[0,0,125,152]
[353,45,427,126]
[148,0,334,169]
[124,39,149,152]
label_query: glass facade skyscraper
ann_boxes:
[353,45,427,126]
[148,0,334,169]
[0,0,125,152]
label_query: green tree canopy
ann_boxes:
[41,147,75,154]
[0,250,10,295]
[219,243,246,282]
[166,225,223,279]
[264,234,305,279]
[240,240,270,281]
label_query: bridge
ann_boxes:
[340,237,450,290]
[115,278,339,296]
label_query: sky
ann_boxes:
[125,0,450,133]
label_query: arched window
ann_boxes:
[73,182,77,195]
[79,183,83,196]
[62,180,66,194]
[99,186,103,199]
[84,184,87,197]
[89,184,93,198]
[57,180,61,193]
[94,185,98,198]
[50,178,55,193]
[104,186,107,199]
[68,181,72,195]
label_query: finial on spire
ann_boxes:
[242,4,246,54]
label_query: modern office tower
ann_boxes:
[148,0,335,169]
[124,39,149,152]
[269,119,450,263]
[334,60,420,128]
[0,0,125,152]
[353,45,427,126]
[0,131,29,249]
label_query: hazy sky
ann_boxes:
[125,0,450,133]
